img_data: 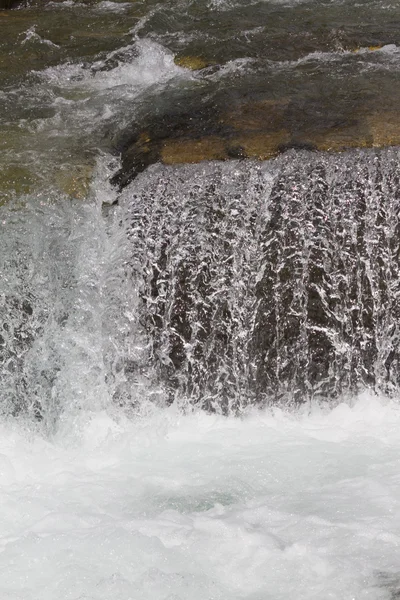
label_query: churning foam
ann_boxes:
[0,394,398,599]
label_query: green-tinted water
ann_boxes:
[1,0,400,201]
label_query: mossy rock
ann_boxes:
[174,55,214,71]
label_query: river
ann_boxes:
[1,0,400,598]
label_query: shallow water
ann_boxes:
[1,0,400,199]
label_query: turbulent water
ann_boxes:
[1,396,400,600]
[2,0,400,598]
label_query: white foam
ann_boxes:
[95,1,132,12]
[203,45,400,82]
[46,1,85,6]
[208,0,308,9]
[0,394,399,599]
[40,39,188,92]
[28,39,192,153]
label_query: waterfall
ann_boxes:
[0,194,140,426]
[117,147,400,411]
[1,147,400,423]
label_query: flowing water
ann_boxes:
[2,0,400,598]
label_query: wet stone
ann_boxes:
[0,166,37,204]
[367,112,400,148]
[112,98,400,188]
[174,55,214,70]
[161,137,228,164]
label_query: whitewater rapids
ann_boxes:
[0,395,399,599]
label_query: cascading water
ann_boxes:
[3,147,400,422]
[3,1,400,598]
[0,182,156,428]
[4,147,400,423]
[2,151,400,600]
[115,148,400,411]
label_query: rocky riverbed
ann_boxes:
[1,0,400,200]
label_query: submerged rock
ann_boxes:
[112,97,400,188]
[0,165,37,203]
[367,112,400,147]
[54,163,94,200]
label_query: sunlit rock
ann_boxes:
[367,112,400,148]
[233,131,290,159]
[113,98,400,186]
[161,136,227,164]
[352,45,384,53]
[174,55,213,70]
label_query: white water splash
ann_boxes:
[20,25,60,48]
[0,395,398,599]
[40,39,189,93]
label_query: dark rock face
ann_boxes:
[0,1,20,8]
[119,148,400,410]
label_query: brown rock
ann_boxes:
[221,99,289,132]
[352,45,384,53]
[0,165,36,202]
[112,96,400,188]
[367,112,400,147]
[231,131,290,160]
[174,55,214,71]
[55,164,94,199]
[304,122,372,152]
[161,137,227,164]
